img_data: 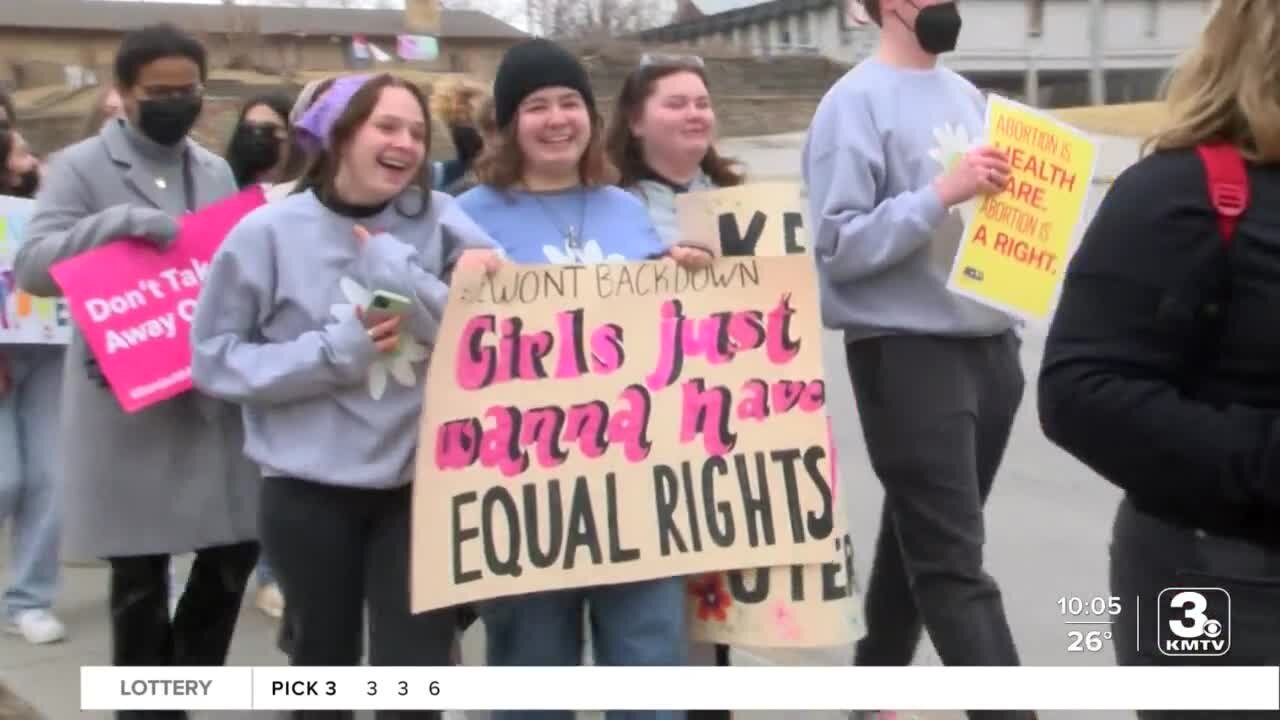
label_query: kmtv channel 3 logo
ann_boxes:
[1157,588,1231,657]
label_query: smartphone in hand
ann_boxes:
[363,290,412,325]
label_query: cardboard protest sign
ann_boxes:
[675,183,863,648]
[50,186,266,412]
[411,255,835,613]
[0,196,71,344]
[947,94,1098,320]
[676,182,809,257]
[688,416,863,647]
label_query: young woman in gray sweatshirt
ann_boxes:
[605,53,745,720]
[605,54,743,252]
[190,73,500,693]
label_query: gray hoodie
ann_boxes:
[628,169,717,247]
[802,58,1014,341]
[190,188,497,489]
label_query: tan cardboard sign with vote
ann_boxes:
[676,181,809,257]
[411,255,836,613]
[676,182,864,648]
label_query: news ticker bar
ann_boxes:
[82,666,1280,711]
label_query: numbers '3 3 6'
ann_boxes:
[367,681,441,696]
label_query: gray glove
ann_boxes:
[125,207,181,249]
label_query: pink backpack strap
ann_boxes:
[1196,143,1249,246]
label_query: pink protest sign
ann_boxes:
[51,187,266,412]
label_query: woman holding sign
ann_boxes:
[606,52,744,251]
[455,39,710,718]
[605,51,745,713]
[190,73,501,693]
[1040,0,1280,703]
[0,124,69,648]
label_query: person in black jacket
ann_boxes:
[1039,2,1280,714]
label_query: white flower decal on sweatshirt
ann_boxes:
[542,238,625,265]
[928,122,979,225]
[928,122,974,173]
[330,277,428,400]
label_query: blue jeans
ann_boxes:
[479,576,687,720]
[0,347,63,618]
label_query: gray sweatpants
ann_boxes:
[846,333,1026,702]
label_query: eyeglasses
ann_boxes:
[139,83,205,101]
[637,53,705,69]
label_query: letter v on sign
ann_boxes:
[719,211,766,256]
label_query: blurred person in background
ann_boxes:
[442,96,495,197]
[266,77,336,202]
[430,80,488,192]
[0,122,67,648]
[1040,2,1280,716]
[225,92,298,190]
[221,91,301,622]
[0,90,15,129]
[81,86,125,140]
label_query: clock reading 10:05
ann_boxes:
[1058,595,1122,616]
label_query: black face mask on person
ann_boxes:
[228,122,283,179]
[8,169,38,198]
[136,94,203,146]
[897,0,962,55]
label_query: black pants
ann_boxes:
[261,476,455,720]
[688,645,731,720]
[847,333,1028,719]
[1111,497,1280,719]
[109,540,259,720]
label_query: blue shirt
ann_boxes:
[456,184,665,264]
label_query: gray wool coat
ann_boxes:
[14,118,259,560]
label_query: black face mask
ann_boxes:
[136,94,203,146]
[229,123,283,183]
[899,0,962,55]
[9,169,38,198]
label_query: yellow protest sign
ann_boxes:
[676,182,809,257]
[946,94,1098,319]
[675,184,864,648]
[411,256,835,613]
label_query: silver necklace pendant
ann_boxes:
[566,226,580,250]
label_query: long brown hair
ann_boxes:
[297,73,434,216]
[1145,0,1280,162]
[606,62,744,189]
[472,92,616,190]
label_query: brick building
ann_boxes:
[0,0,527,90]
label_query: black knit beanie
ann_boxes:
[492,39,595,129]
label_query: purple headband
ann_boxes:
[294,74,375,152]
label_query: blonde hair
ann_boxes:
[1145,0,1280,161]
[430,80,488,127]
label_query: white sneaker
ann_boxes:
[4,609,67,645]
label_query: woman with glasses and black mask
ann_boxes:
[13,25,259,697]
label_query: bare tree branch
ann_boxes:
[526,0,669,38]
